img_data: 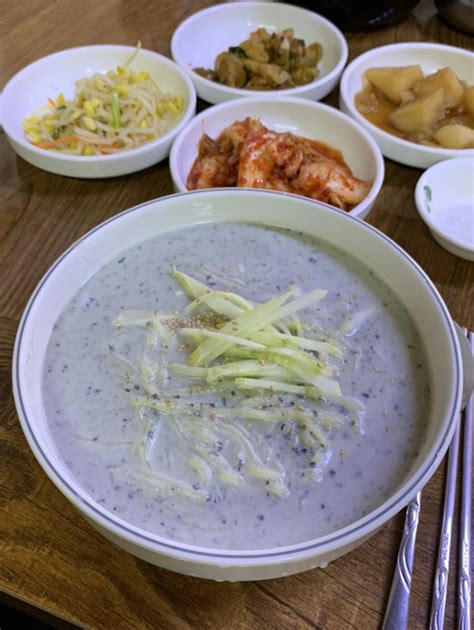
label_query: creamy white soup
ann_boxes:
[42,222,430,550]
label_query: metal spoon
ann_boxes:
[382,324,474,630]
[457,332,472,630]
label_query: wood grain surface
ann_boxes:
[0,1,472,628]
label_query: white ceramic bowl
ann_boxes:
[169,96,384,219]
[339,43,474,169]
[0,45,196,178]
[13,189,462,581]
[171,2,348,104]
[415,157,474,260]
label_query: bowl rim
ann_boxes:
[170,1,348,99]
[12,188,462,564]
[340,41,474,159]
[415,156,474,252]
[168,95,385,217]
[0,44,197,163]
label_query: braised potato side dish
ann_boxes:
[355,65,474,149]
[194,28,323,90]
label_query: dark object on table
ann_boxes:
[289,1,419,30]
[435,0,474,34]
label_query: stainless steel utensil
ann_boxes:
[429,421,461,628]
[382,492,421,630]
[383,325,474,630]
[430,329,473,629]
[457,331,472,630]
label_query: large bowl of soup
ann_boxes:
[12,189,462,580]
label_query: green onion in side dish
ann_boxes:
[111,90,121,128]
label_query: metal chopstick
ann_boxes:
[384,328,473,630]
[458,332,472,630]
[429,328,473,630]
[429,419,461,629]
[382,492,421,630]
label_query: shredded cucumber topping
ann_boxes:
[179,327,266,349]
[187,290,294,366]
[185,290,253,316]
[112,268,364,503]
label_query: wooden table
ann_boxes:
[0,1,472,628]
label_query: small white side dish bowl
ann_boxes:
[415,157,474,260]
[0,45,196,178]
[171,2,348,104]
[169,96,384,219]
[339,43,474,169]
[13,189,462,581]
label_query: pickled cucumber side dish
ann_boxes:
[194,28,323,90]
